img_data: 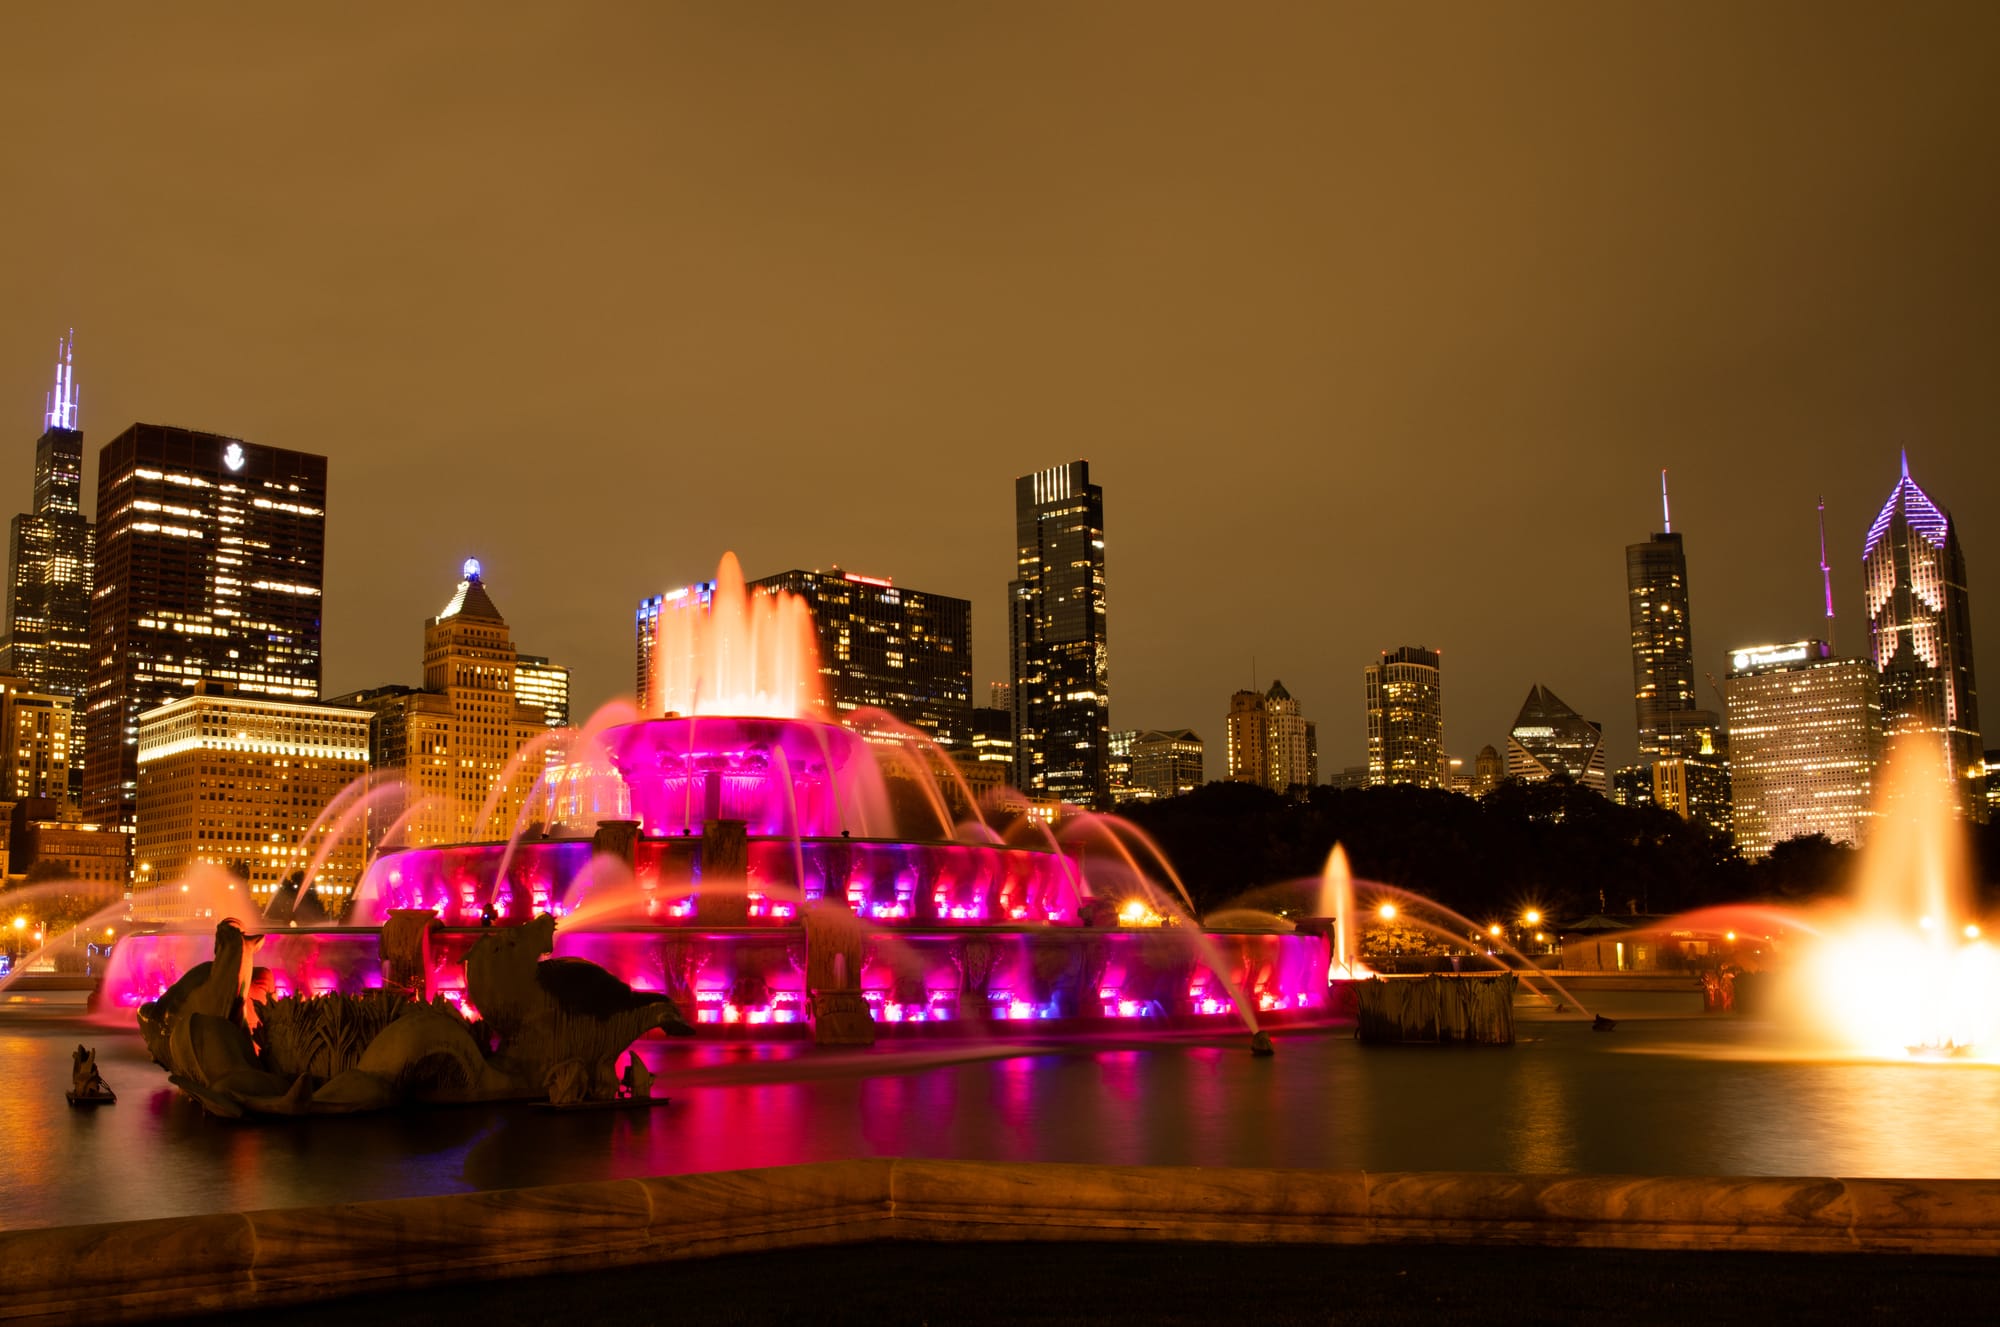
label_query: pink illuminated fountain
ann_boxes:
[100,555,1336,1042]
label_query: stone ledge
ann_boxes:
[5,1161,2000,1325]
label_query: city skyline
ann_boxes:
[4,6,1997,783]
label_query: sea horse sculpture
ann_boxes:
[466,913,695,1104]
[138,913,692,1116]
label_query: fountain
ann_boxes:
[1782,734,1998,1059]
[99,555,1338,1044]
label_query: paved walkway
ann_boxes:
[192,1238,1991,1325]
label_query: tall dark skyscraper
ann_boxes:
[2,331,96,706]
[1624,474,1720,760]
[750,567,973,748]
[84,426,327,830]
[1009,461,1109,807]
[1864,452,1984,819]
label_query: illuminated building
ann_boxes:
[6,799,128,893]
[1009,461,1109,807]
[749,568,972,749]
[1625,490,1721,760]
[1864,453,1985,821]
[1130,729,1204,801]
[1473,744,1504,797]
[634,579,716,711]
[1108,728,1136,800]
[954,706,1017,804]
[83,425,327,831]
[0,676,72,804]
[513,654,571,730]
[333,562,547,850]
[1653,743,1731,835]
[1725,640,1882,858]
[1227,680,1315,792]
[1364,646,1443,787]
[134,683,370,900]
[1506,685,1608,794]
[1986,750,2000,816]
[2,331,95,723]
[1610,765,1654,809]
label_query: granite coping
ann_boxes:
[4,1162,1998,1324]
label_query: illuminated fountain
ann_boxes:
[100,555,1337,1041]
[1784,735,1997,1059]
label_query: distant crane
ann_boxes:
[1704,671,1729,708]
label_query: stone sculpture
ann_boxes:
[138,914,693,1118]
[67,1045,116,1105]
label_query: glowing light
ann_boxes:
[1967,924,1982,940]
[1487,924,1501,937]
[1377,903,1397,921]
[462,557,482,580]
[222,442,245,471]
[1522,909,1541,925]
[1725,931,1737,942]
[1119,898,1164,926]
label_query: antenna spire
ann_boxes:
[1660,468,1671,533]
[1818,496,1835,652]
[44,329,77,432]
[1900,448,1910,480]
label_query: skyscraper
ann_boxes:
[1009,461,1109,807]
[84,426,327,831]
[1506,684,1608,794]
[1129,729,1205,801]
[2,332,95,723]
[513,654,571,730]
[1725,640,1882,858]
[1225,681,1315,792]
[1864,453,1985,820]
[751,567,973,749]
[334,561,546,849]
[1625,481,1722,761]
[1364,646,1443,787]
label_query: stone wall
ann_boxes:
[5,1161,1999,1324]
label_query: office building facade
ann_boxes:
[514,654,571,730]
[1009,462,1109,807]
[0,675,73,804]
[1226,680,1315,793]
[134,685,371,901]
[1864,454,1985,820]
[1130,728,1204,801]
[83,426,327,830]
[750,567,973,750]
[1365,646,1444,787]
[1506,685,1609,794]
[1725,640,1883,858]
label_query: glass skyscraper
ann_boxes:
[1864,453,1984,820]
[1009,461,1109,807]
[3,331,96,708]
[1365,645,1443,787]
[1725,640,1882,857]
[751,567,973,750]
[1625,527,1721,761]
[84,425,328,830]
[1506,684,1609,794]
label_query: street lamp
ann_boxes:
[1377,903,1397,921]
[1522,909,1541,926]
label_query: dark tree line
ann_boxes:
[1118,779,2000,923]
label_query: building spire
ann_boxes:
[1900,447,1910,481]
[44,329,78,432]
[1660,468,1671,533]
[1818,495,1835,652]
